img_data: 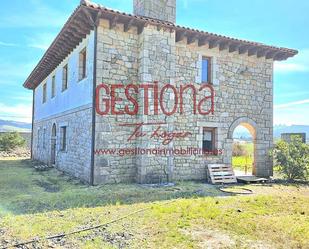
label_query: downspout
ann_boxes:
[90,25,98,186]
[30,89,35,159]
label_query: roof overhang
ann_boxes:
[23,0,298,90]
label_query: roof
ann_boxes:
[23,0,298,89]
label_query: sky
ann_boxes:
[0,0,308,125]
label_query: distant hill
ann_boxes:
[0,119,31,132]
[233,124,309,142]
[0,119,308,141]
[273,125,309,139]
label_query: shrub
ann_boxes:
[271,136,309,181]
[233,143,248,157]
[0,132,26,151]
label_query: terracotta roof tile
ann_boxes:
[23,0,298,89]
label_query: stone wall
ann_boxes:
[94,19,273,184]
[133,0,176,23]
[32,104,93,182]
[174,40,273,178]
[135,25,177,183]
[94,19,140,184]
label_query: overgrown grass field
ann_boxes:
[0,159,309,248]
[233,142,254,173]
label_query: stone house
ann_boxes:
[24,0,297,185]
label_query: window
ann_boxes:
[62,64,68,91]
[202,57,212,84]
[79,48,87,80]
[203,128,216,152]
[37,129,41,149]
[43,128,46,149]
[42,83,47,103]
[60,126,67,151]
[51,75,56,98]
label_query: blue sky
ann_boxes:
[0,0,308,125]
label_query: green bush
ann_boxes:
[271,136,309,181]
[233,143,248,157]
[0,132,26,151]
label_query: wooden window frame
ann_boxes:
[37,128,41,149]
[60,126,67,152]
[202,56,212,84]
[202,127,216,152]
[62,64,68,92]
[42,83,47,103]
[51,75,56,98]
[79,48,87,81]
[43,128,46,149]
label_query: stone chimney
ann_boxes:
[133,0,176,23]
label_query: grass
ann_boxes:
[232,156,253,172]
[0,159,309,248]
[0,159,223,216]
[232,142,254,172]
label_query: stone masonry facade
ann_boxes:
[93,11,273,184]
[26,0,296,185]
[33,105,93,183]
[133,0,176,23]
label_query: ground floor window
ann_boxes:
[203,127,216,152]
[43,128,46,149]
[37,129,41,149]
[60,126,67,151]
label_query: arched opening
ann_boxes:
[232,124,256,176]
[228,117,257,176]
[50,123,57,165]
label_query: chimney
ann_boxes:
[133,0,176,23]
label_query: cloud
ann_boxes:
[274,63,308,73]
[274,104,309,125]
[274,99,309,109]
[0,61,36,82]
[276,90,309,99]
[0,1,68,28]
[274,49,309,73]
[0,103,32,123]
[27,32,56,51]
[1,33,56,51]
[0,41,19,47]
[11,93,33,103]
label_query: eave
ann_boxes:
[23,0,298,90]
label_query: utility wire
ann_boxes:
[0,199,177,249]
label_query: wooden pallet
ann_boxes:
[207,164,237,184]
[236,176,268,184]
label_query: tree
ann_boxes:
[271,136,309,181]
[0,132,26,151]
[233,143,248,157]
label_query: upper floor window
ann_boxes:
[202,57,212,84]
[51,75,56,98]
[203,127,216,152]
[62,64,68,92]
[79,48,87,81]
[42,83,47,103]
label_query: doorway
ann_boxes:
[232,124,255,176]
[228,117,257,177]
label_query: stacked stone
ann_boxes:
[31,0,274,185]
[32,105,93,182]
[94,19,273,183]
[133,0,176,23]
